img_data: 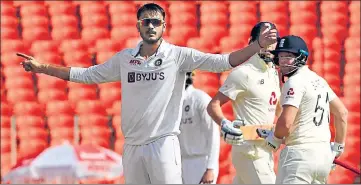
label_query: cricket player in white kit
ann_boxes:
[178,72,220,184]
[17,3,279,184]
[263,35,348,184]
[207,22,282,184]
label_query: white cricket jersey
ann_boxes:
[219,54,281,125]
[70,40,232,145]
[178,85,220,170]
[281,66,337,146]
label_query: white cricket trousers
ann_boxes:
[122,135,183,184]
[232,141,276,184]
[182,155,219,184]
[276,142,334,184]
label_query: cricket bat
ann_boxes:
[238,125,274,140]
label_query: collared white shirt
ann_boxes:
[70,40,232,145]
[178,85,220,170]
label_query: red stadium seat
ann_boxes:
[311,61,324,76]
[125,37,142,48]
[229,12,258,26]
[20,4,47,17]
[1,103,13,116]
[290,12,317,25]
[345,49,360,64]
[34,52,63,65]
[48,2,76,16]
[51,26,80,41]
[81,14,109,29]
[81,138,110,148]
[81,27,110,46]
[186,37,214,53]
[21,16,49,29]
[67,82,97,90]
[1,15,18,28]
[99,87,121,110]
[98,82,121,90]
[320,12,348,28]
[1,39,27,53]
[220,36,248,53]
[96,51,118,64]
[114,138,124,154]
[95,39,123,52]
[1,27,19,39]
[112,115,121,130]
[30,40,59,54]
[344,73,361,86]
[168,2,197,14]
[1,3,16,16]
[289,1,317,12]
[38,89,67,106]
[345,37,360,51]
[17,127,48,140]
[13,1,44,7]
[260,12,289,27]
[6,88,36,104]
[200,13,228,27]
[60,39,88,53]
[344,86,360,102]
[323,49,341,62]
[228,1,258,14]
[78,114,109,128]
[199,26,228,44]
[18,139,48,159]
[323,62,341,74]
[50,15,78,28]
[22,27,51,42]
[15,116,45,128]
[4,77,34,90]
[344,62,360,75]
[110,13,137,27]
[81,126,111,139]
[47,115,74,129]
[323,38,342,52]
[290,25,317,41]
[260,1,288,13]
[76,100,107,115]
[50,127,74,139]
[13,101,44,116]
[1,128,11,140]
[348,24,360,38]
[1,52,28,67]
[169,26,199,41]
[108,2,137,15]
[37,74,68,90]
[111,26,139,42]
[69,88,98,108]
[79,3,107,17]
[46,100,74,116]
[110,100,121,116]
[3,66,33,80]
[1,139,11,154]
[200,2,228,14]
[170,13,197,27]
[1,116,11,129]
[63,50,92,66]
[320,1,348,14]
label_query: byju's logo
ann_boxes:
[128,72,165,83]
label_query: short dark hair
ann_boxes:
[137,3,166,20]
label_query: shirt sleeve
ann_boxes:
[69,52,122,84]
[218,68,248,101]
[327,84,337,102]
[197,92,220,170]
[177,47,232,73]
[281,78,306,108]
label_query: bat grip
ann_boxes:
[334,159,361,175]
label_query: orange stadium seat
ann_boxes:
[110,100,122,116]
[15,116,45,129]
[76,100,107,115]
[289,25,317,41]
[289,1,317,12]
[220,36,248,53]
[260,1,288,13]
[320,1,348,14]
[323,38,342,52]
[63,50,92,66]
[81,27,110,46]
[1,116,11,129]
[3,65,33,79]
[33,52,63,65]
[20,4,47,17]
[18,139,48,159]
[228,24,254,40]
[112,114,121,129]
[1,103,13,116]
[1,139,11,154]
[79,2,107,17]
[114,138,124,154]
[13,101,44,116]
[1,39,27,54]
[48,2,76,16]
[99,88,122,110]
[6,88,36,105]
[98,81,122,90]
[260,12,289,27]
[110,13,137,27]
[345,37,360,51]
[81,14,109,29]
[1,52,27,67]
[345,49,360,64]
[38,89,68,106]
[323,62,340,74]
[349,24,360,38]
[228,1,258,14]
[229,12,258,27]
[1,15,18,28]
[344,73,361,86]
[4,77,34,90]
[95,39,123,52]
[1,128,11,140]
[169,26,198,41]
[78,114,109,128]
[81,138,110,149]
[200,13,229,27]
[187,37,214,53]
[51,26,80,41]
[17,127,48,140]
[200,2,228,14]
[80,126,111,141]
[1,27,19,39]
[69,88,98,108]
[199,25,228,45]
[96,51,117,64]
[22,27,51,42]
[323,48,341,62]
[13,0,44,7]
[21,16,50,29]
[170,13,197,27]
[168,2,197,13]
[60,39,88,53]
[50,15,78,28]
[36,74,68,90]
[46,100,74,116]
[30,40,59,54]
[344,62,360,75]
[108,2,137,15]
[67,82,97,90]
[111,26,139,43]
[1,3,16,16]
[320,12,348,28]
[290,12,317,25]
[47,115,74,130]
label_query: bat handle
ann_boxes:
[334,159,361,175]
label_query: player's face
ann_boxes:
[137,11,165,44]
[278,52,297,74]
[259,42,277,59]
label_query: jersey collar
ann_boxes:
[249,54,270,71]
[131,39,169,58]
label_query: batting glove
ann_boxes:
[220,119,244,145]
[331,142,345,159]
[265,131,282,152]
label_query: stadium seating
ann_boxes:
[1,1,359,183]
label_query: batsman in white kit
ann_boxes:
[16,3,279,184]
[207,22,282,184]
[178,72,220,184]
[261,35,348,184]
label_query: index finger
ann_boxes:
[16,53,33,60]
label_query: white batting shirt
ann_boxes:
[178,85,220,170]
[219,54,281,125]
[70,40,232,145]
[281,66,337,146]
